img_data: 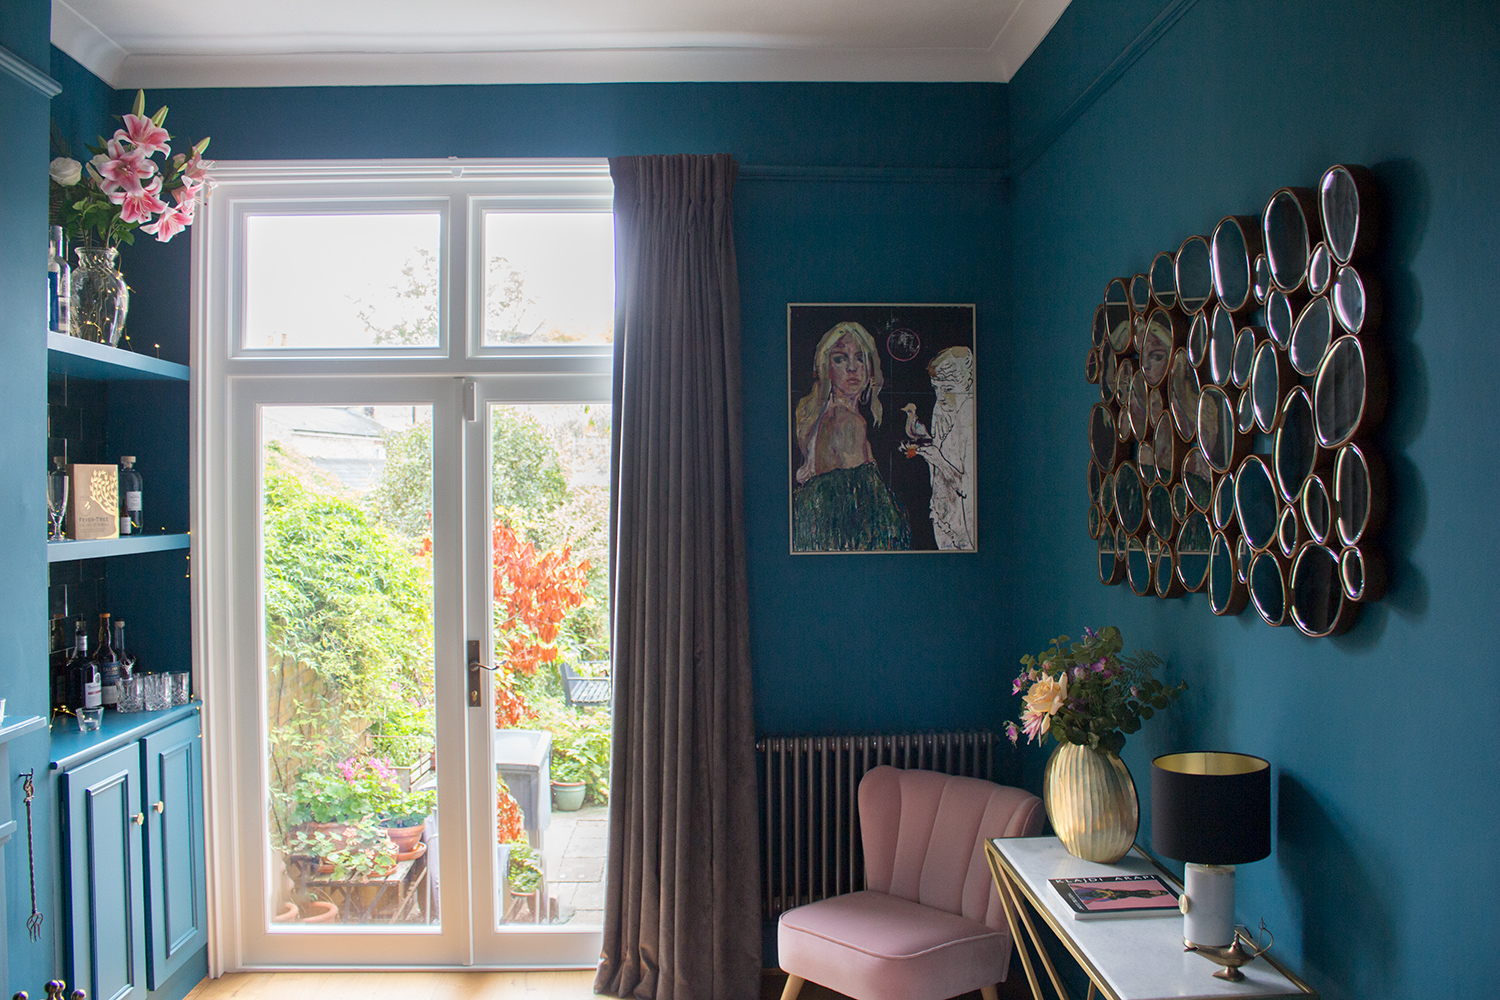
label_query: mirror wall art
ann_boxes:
[1083,165,1387,637]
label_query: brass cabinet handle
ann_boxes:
[153,801,165,815]
[133,813,145,826]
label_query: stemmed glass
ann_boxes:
[47,458,68,541]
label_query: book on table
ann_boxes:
[1048,873,1181,920]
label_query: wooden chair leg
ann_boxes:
[981,987,999,1000]
[779,974,805,1000]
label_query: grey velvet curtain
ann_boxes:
[594,154,760,1000]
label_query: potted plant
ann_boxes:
[291,816,398,881]
[548,710,611,810]
[503,841,545,921]
[380,783,436,854]
[1006,626,1186,863]
[549,755,587,812]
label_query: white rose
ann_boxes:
[49,157,83,186]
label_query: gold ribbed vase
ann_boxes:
[1043,742,1139,863]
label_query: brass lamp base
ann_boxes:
[1184,924,1273,981]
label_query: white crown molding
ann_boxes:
[51,0,129,85]
[988,0,1073,80]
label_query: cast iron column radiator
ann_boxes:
[756,731,1001,919]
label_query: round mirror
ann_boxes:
[1197,384,1239,473]
[1101,348,1117,402]
[1251,339,1287,434]
[1266,290,1294,349]
[1232,326,1257,388]
[1153,416,1178,482]
[1321,164,1376,264]
[1149,482,1175,538]
[1148,386,1164,430]
[1105,278,1132,352]
[1102,469,1116,516]
[1132,314,1147,353]
[1145,532,1162,565]
[1089,402,1120,470]
[1309,242,1332,295]
[1289,296,1333,376]
[1274,386,1318,503]
[1115,357,1135,409]
[1116,461,1146,535]
[1211,216,1259,312]
[1249,550,1289,626]
[1213,469,1236,530]
[1235,455,1279,550]
[1302,475,1332,545]
[1141,309,1176,385]
[1333,265,1373,334]
[1335,443,1381,546]
[1340,545,1383,602]
[1155,547,1182,598]
[1089,460,1102,505]
[1151,251,1178,308]
[1088,503,1103,540]
[1128,369,1151,441]
[1314,336,1370,448]
[1130,273,1152,314]
[1137,440,1158,485]
[1172,482,1190,522]
[1277,504,1304,557]
[1291,544,1352,636]
[1176,236,1214,314]
[1085,348,1103,384]
[1177,510,1212,592]
[1236,535,1252,583]
[1208,306,1236,386]
[1253,254,1271,304]
[1187,312,1209,368]
[1099,527,1124,585]
[1263,187,1316,293]
[1168,349,1201,441]
[1237,385,1256,434]
[1181,444,1214,512]
[1092,303,1108,349]
[1209,531,1247,615]
[1127,534,1152,596]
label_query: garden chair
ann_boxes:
[559,660,611,708]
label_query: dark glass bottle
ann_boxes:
[94,612,120,707]
[50,616,70,713]
[113,618,136,683]
[119,456,143,535]
[65,619,90,711]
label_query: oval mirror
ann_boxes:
[1099,527,1124,585]
[1155,547,1182,598]
[1289,296,1333,376]
[1153,416,1178,482]
[1335,443,1381,546]
[1321,164,1376,264]
[1251,339,1287,434]
[1232,326,1257,388]
[1309,242,1332,295]
[1235,455,1279,550]
[1197,384,1239,473]
[1088,503,1103,540]
[1128,369,1151,441]
[1208,306,1236,386]
[1149,482,1175,539]
[1237,535,1252,584]
[1092,303,1108,349]
[1115,357,1135,409]
[1089,460,1102,506]
[1274,387,1317,503]
[1266,290,1294,349]
[1089,402,1120,470]
[1213,469,1236,530]
[1340,545,1384,602]
[1130,273,1152,314]
[1237,384,1256,434]
[1148,386,1164,431]
[1209,531,1247,615]
[1314,336,1369,448]
[1181,444,1214,512]
[1127,534,1153,596]
[1105,278,1132,352]
[1176,236,1214,314]
[1291,544,1352,636]
[1102,469,1116,516]
[1333,265,1373,334]
[1150,251,1178,308]
[1249,550,1289,626]
[1187,312,1209,368]
[1211,216,1259,312]
[1263,187,1317,293]
[1168,349,1201,442]
[1177,510,1212,593]
[1085,348,1103,384]
[1137,440,1158,485]
[1141,309,1177,386]
[1278,504,1304,557]
[1102,348,1119,403]
[1172,482,1190,522]
[1116,461,1146,535]
[1253,253,1271,304]
[1302,475,1332,545]
[1132,314,1147,353]
[1145,532,1162,565]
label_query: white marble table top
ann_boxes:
[989,836,1316,1000]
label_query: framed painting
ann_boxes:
[788,303,976,554]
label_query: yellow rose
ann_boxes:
[1023,672,1068,718]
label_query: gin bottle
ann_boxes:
[119,456,143,535]
[66,619,91,711]
[93,613,120,708]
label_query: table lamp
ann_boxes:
[1151,752,1271,955]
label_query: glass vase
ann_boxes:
[1043,741,1139,863]
[71,246,130,346]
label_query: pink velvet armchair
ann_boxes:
[777,766,1045,1000]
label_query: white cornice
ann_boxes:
[51,0,129,85]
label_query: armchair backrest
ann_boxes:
[859,765,1044,929]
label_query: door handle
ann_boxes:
[133,812,145,826]
[468,639,483,707]
[153,801,165,815]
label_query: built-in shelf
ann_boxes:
[47,533,190,562]
[49,702,200,772]
[47,332,189,382]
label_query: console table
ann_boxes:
[985,836,1317,1000]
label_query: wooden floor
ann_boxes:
[185,970,1032,1000]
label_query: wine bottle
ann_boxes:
[65,619,89,711]
[94,612,120,707]
[119,456,143,535]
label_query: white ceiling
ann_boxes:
[52,0,1071,89]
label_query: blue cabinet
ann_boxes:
[58,711,205,1000]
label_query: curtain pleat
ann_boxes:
[595,154,759,1000]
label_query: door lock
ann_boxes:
[468,639,483,707]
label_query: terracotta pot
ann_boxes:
[272,901,299,923]
[300,900,340,923]
[396,841,427,864]
[385,821,426,854]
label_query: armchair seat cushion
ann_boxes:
[779,890,1007,1000]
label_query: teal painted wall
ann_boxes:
[1005,1,1499,998]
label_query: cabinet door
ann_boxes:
[61,743,149,1000]
[142,715,207,990]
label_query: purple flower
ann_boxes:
[1004,722,1020,744]
[1082,626,1096,638]
[1072,666,1088,680]
[1092,658,1108,673]
[1013,675,1027,695]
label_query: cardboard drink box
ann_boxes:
[68,463,120,540]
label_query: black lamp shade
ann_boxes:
[1151,752,1271,865]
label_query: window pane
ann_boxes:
[483,213,614,346]
[244,214,443,350]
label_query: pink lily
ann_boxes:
[141,206,193,242]
[179,151,213,185]
[118,177,168,225]
[114,113,171,157]
[98,141,157,198]
[169,186,198,220]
